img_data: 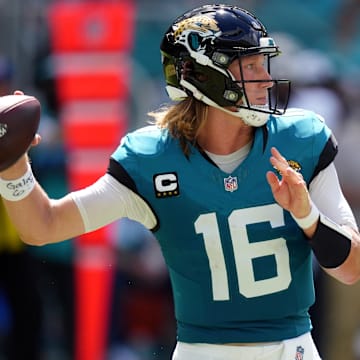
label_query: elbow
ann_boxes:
[324,258,360,285]
[339,272,360,285]
[328,266,360,285]
[330,237,360,285]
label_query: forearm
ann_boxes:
[0,156,84,244]
[306,163,360,283]
[292,203,360,284]
[323,226,360,285]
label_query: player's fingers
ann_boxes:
[270,155,304,187]
[269,147,290,173]
[269,154,288,175]
[266,171,280,192]
[31,134,41,147]
[284,167,305,186]
[270,147,288,164]
[13,90,24,95]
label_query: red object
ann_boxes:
[56,59,132,103]
[53,51,132,105]
[57,72,130,103]
[48,1,135,52]
[66,149,111,190]
[75,245,115,360]
[48,1,135,360]
[61,104,127,150]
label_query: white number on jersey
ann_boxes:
[195,204,291,300]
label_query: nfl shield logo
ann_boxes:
[295,346,304,360]
[224,175,238,192]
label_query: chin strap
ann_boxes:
[237,107,270,127]
[171,81,271,127]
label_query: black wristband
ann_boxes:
[309,213,352,268]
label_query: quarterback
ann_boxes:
[1,4,360,360]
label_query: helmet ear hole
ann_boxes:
[181,59,195,77]
[181,59,208,83]
[194,72,208,82]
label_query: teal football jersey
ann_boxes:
[110,109,337,343]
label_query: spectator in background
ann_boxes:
[0,55,42,360]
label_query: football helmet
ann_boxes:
[160,4,291,126]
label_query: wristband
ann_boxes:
[310,213,352,268]
[0,164,35,201]
[291,202,320,229]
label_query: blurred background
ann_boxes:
[0,0,360,359]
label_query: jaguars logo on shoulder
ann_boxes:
[287,160,301,172]
[273,160,302,176]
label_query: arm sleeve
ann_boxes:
[309,163,358,230]
[70,174,157,233]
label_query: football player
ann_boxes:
[1,4,360,360]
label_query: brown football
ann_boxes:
[0,95,41,171]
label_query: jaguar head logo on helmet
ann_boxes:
[160,4,291,127]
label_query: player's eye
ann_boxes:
[244,63,254,70]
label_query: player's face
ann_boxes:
[228,54,273,106]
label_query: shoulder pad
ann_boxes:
[121,125,169,156]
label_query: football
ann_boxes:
[0,95,41,171]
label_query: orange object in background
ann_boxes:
[56,71,131,103]
[66,149,110,189]
[48,1,135,360]
[75,245,115,360]
[61,102,128,150]
[53,54,132,105]
[48,1,135,52]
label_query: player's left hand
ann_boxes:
[266,147,312,219]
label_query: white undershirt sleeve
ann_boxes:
[309,163,358,230]
[70,173,157,233]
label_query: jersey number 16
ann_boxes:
[195,204,291,300]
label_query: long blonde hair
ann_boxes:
[148,97,208,156]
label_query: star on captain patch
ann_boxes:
[224,175,238,192]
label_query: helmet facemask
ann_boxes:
[224,51,291,126]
